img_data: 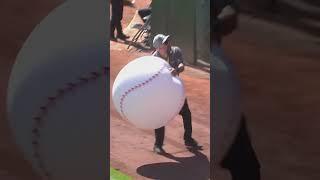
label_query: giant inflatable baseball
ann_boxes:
[112,56,186,129]
[6,0,107,179]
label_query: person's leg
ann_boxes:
[221,115,261,180]
[180,99,198,147]
[114,18,123,36]
[110,1,119,39]
[116,4,129,40]
[154,127,165,146]
[115,19,129,40]
[154,127,165,154]
[138,8,151,22]
[180,99,192,140]
[110,16,116,40]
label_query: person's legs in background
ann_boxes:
[110,0,129,41]
[110,15,117,41]
[138,8,151,23]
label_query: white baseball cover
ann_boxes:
[6,0,107,179]
[112,56,186,129]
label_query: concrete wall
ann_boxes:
[196,0,210,64]
[151,0,196,64]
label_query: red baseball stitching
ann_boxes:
[119,65,167,119]
[31,66,108,180]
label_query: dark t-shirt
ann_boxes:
[153,46,183,71]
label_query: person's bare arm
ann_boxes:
[169,47,185,76]
[169,63,184,76]
[177,63,184,72]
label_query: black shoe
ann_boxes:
[117,33,130,40]
[153,145,166,154]
[185,138,199,148]
[110,36,117,41]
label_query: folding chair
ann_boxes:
[127,15,151,50]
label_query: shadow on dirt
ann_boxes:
[136,149,209,180]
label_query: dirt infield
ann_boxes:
[109,1,210,179]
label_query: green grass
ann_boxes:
[110,167,132,180]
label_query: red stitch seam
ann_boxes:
[119,65,166,119]
[31,66,108,179]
